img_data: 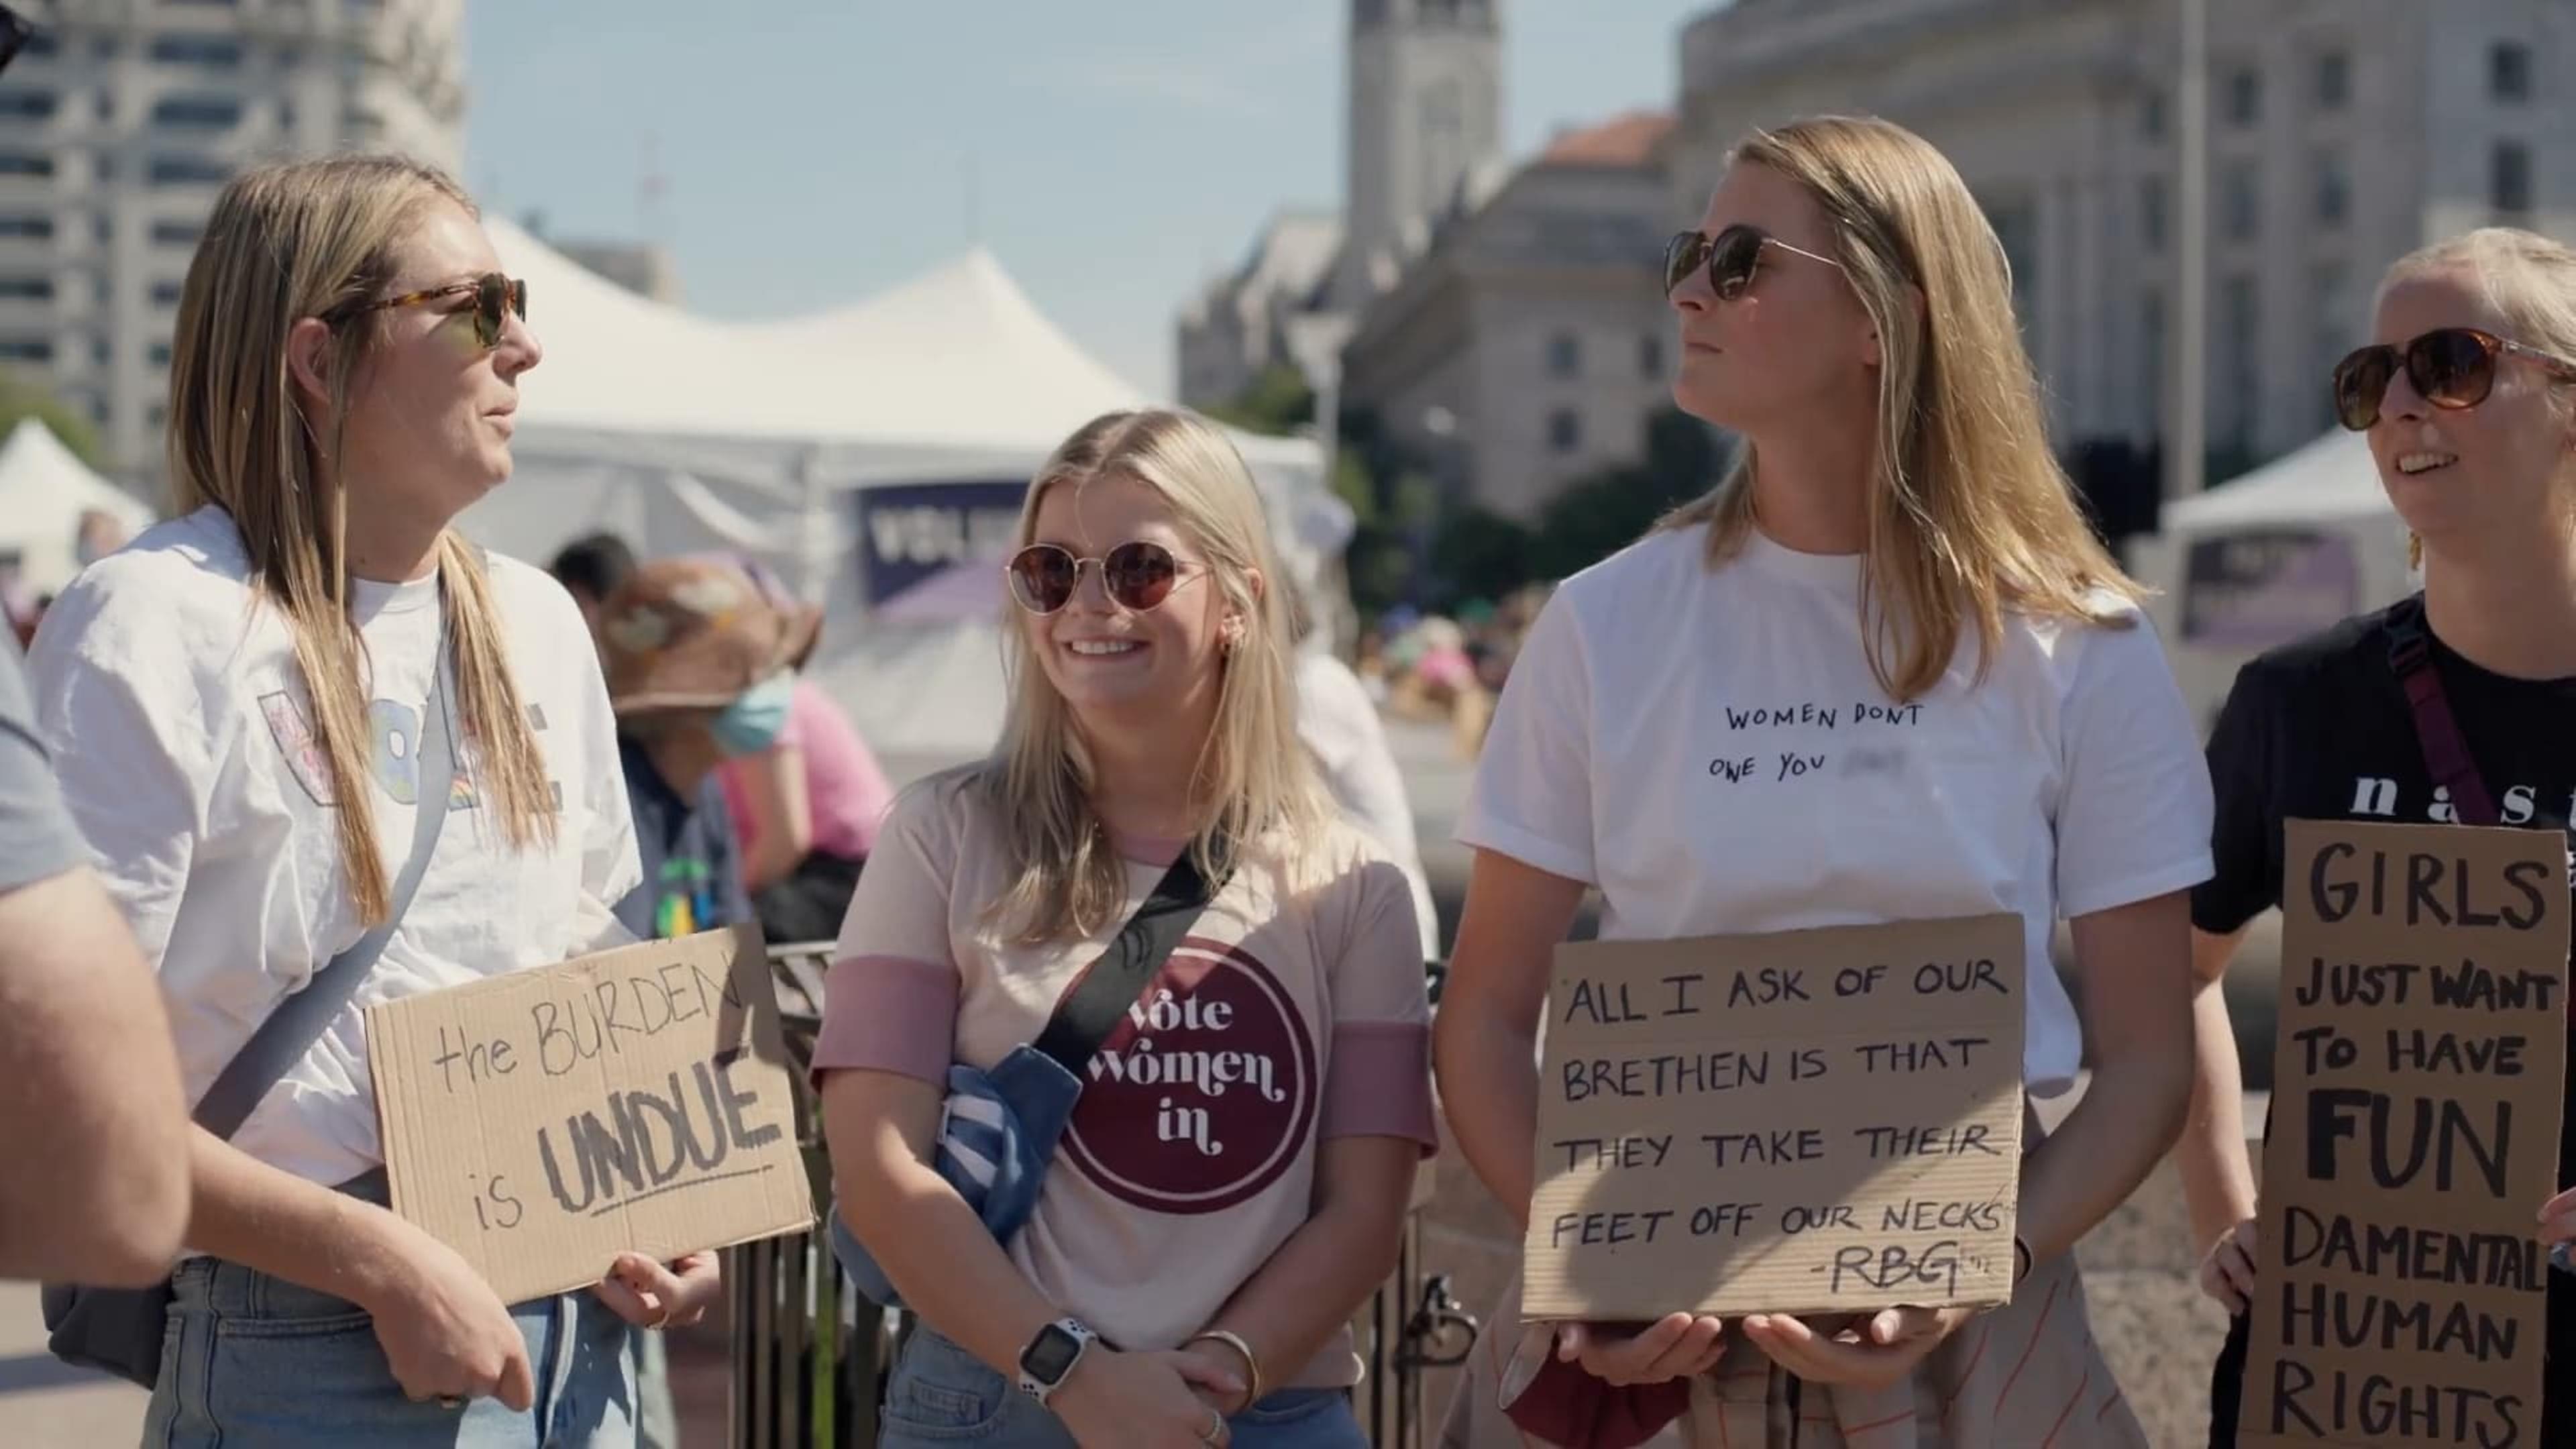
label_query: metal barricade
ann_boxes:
[736,944,1478,1448]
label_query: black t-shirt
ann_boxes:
[2198,594,2576,1446]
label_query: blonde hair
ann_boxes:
[166,154,555,924]
[980,409,1328,943]
[1659,115,2137,700]
[2376,226,2576,570]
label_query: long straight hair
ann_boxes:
[1660,116,2139,699]
[166,154,555,922]
[982,409,1329,943]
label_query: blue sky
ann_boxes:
[463,1,1713,398]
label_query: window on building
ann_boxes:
[1548,409,1581,453]
[2222,272,2259,452]
[2226,67,2261,127]
[2141,90,2166,140]
[1546,331,1580,378]
[2141,289,2165,435]
[148,340,172,366]
[0,92,56,120]
[0,153,56,177]
[1640,334,1663,378]
[150,95,244,131]
[2491,41,2532,102]
[148,35,245,67]
[150,219,200,246]
[148,154,231,186]
[2314,149,2349,225]
[150,279,184,305]
[0,216,52,239]
[2312,261,2354,431]
[94,212,110,244]
[2222,160,2261,241]
[2492,141,2533,217]
[17,30,55,59]
[2314,50,2350,109]
[0,337,51,363]
[91,335,109,366]
[0,276,54,299]
[2140,175,2167,252]
[1980,194,2038,331]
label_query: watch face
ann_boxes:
[1023,1324,1083,1383]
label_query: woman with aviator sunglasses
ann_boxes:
[2184,227,2576,1448]
[1436,115,2208,1446]
[25,154,715,1445]
[818,408,1434,1449]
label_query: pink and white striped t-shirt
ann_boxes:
[812,771,1436,1387]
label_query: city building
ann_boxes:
[1338,111,1677,521]
[1670,0,2576,494]
[1177,0,1504,411]
[0,0,466,483]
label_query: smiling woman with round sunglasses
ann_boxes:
[818,409,1435,1449]
[23,154,711,1446]
[2182,226,2576,1449]
[1436,115,2208,1447]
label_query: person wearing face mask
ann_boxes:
[2183,227,2576,1448]
[708,560,893,947]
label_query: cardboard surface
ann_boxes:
[368,924,816,1305]
[2241,820,2570,1449]
[1521,914,2027,1322]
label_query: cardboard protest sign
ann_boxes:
[368,924,816,1305]
[2240,820,2570,1449]
[1522,913,2026,1322]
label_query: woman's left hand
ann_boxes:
[592,1251,722,1331]
[1173,1341,1254,1417]
[2537,1186,2576,1246]
[1739,1307,1975,1390]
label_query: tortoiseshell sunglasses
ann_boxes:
[344,272,529,348]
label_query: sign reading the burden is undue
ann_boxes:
[1521,914,2027,1322]
[2241,820,2570,1449]
[367,924,816,1305]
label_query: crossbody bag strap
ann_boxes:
[2386,606,2502,828]
[192,641,458,1140]
[1031,835,1231,1077]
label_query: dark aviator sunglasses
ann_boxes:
[1663,223,1846,301]
[1004,540,1205,616]
[2331,326,2576,431]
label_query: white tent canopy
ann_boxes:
[2130,428,2413,729]
[458,219,1344,762]
[0,418,155,597]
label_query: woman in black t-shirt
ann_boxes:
[2184,227,2576,1446]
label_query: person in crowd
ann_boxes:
[1286,572,1442,961]
[818,407,1435,1448]
[0,636,193,1285]
[2184,226,2576,1447]
[550,529,637,642]
[27,153,716,1446]
[706,559,893,945]
[1434,115,2210,1446]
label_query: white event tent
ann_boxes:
[0,417,156,597]
[456,219,1345,762]
[2128,428,2415,729]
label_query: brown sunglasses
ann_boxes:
[2332,326,2576,431]
[1663,224,1846,301]
[1004,540,1204,615]
[341,272,529,348]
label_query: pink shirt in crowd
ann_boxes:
[811,773,1437,1385]
[722,677,893,862]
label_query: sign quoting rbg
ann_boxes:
[368,924,817,1305]
[2241,820,2570,1449]
[1523,914,2027,1321]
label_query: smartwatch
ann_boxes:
[1016,1317,1099,1405]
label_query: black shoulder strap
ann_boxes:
[193,642,457,1138]
[1031,837,1228,1076]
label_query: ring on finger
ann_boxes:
[437,1397,462,1410]
[1200,1405,1228,1444]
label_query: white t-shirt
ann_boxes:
[28,507,641,1186]
[1458,524,2214,1093]
[1296,647,1442,959]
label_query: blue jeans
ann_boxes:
[878,1326,1368,1448]
[138,1254,642,1448]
